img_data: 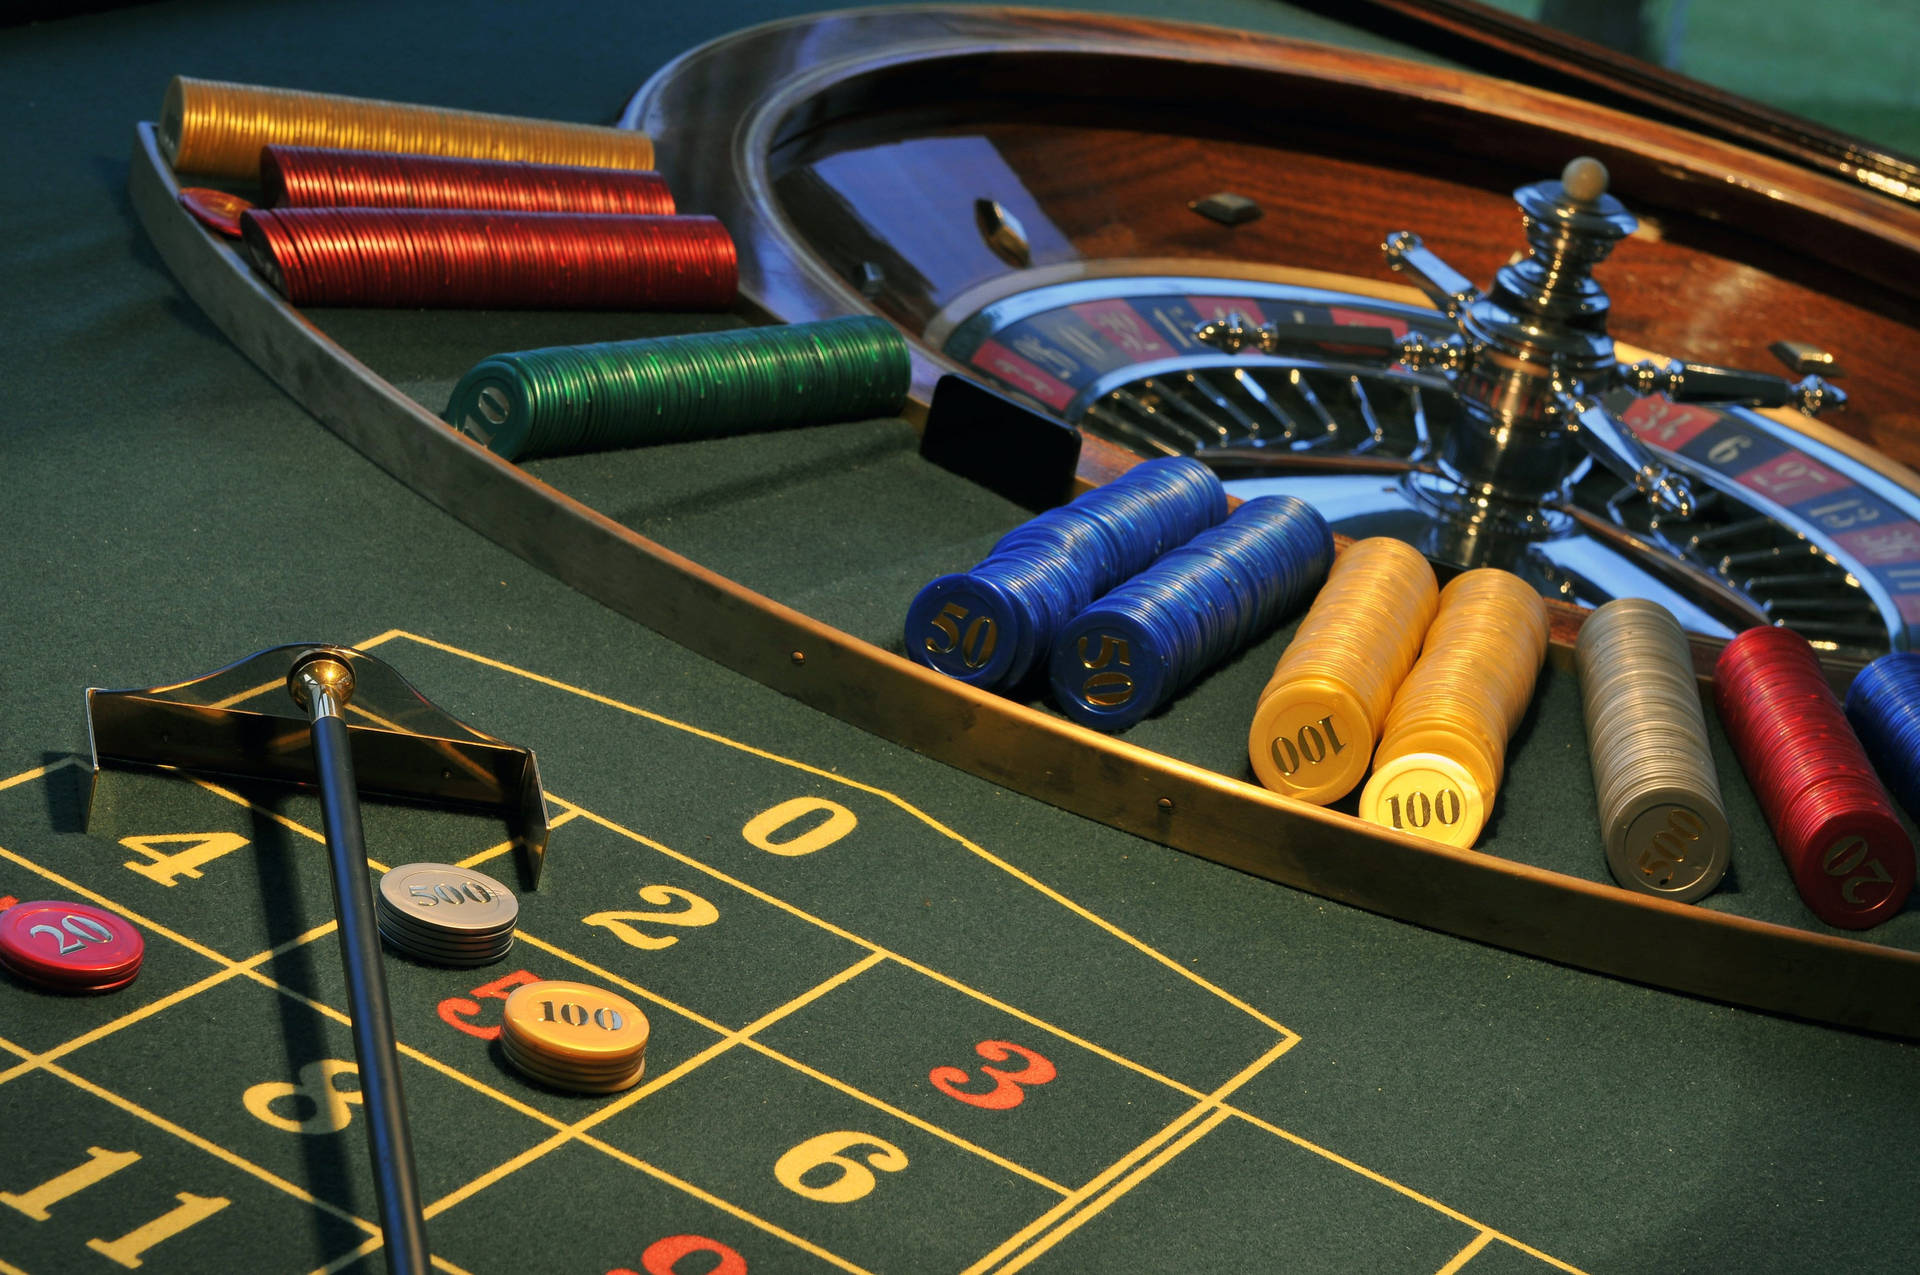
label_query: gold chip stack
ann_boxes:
[1576,598,1731,902]
[500,980,650,1094]
[1248,537,1438,803]
[1358,568,1548,846]
[159,76,656,180]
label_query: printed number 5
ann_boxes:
[925,602,996,669]
[438,969,543,1041]
[929,1040,1056,1110]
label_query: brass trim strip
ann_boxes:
[127,119,1920,1038]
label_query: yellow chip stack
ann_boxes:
[1247,537,1438,803]
[500,980,650,1094]
[160,76,656,180]
[1358,568,1548,846]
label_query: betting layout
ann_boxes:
[0,632,1582,1273]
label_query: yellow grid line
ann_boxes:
[0,757,83,792]
[38,1059,379,1239]
[961,1035,1294,1274]
[562,801,1237,1102]
[69,774,1095,1203]
[960,1096,1221,1273]
[457,804,582,871]
[569,1129,879,1275]
[416,953,901,1275]
[1435,1230,1497,1274]
[384,630,1290,1035]
[0,831,877,1274]
[0,927,322,1087]
[4,679,1285,1274]
[0,689,885,1275]
[0,640,1584,1275]
[1219,1106,1590,1275]
[994,1108,1236,1274]
[734,1037,1070,1196]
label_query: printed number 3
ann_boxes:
[929,1040,1056,1110]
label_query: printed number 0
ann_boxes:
[609,1234,748,1275]
[773,1132,908,1203]
[1825,836,1897,905]
[926,601,997,669]
[742,798,857,858]
[929,1040,1057,1110]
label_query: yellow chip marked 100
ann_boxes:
[502,980,649,1064]
[1359,753,1486,848]
[1247,680,1370,804]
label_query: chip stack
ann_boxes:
[1247,537,1438,804]
[376,863,518,967]
[260,146,677,215]
[1048,495,1333,731]
[500,980,650,1093]
[908,457,1228,692]
[444,316,908,461]
[161,76,656,180]
[1358,568,1549,846]
[240,207,737,310]
[1844,651,1920,826]
[1576,598,1731,901]
[0,901,145,994]
[1716,626,1914,929]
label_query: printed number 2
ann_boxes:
[929,1040,1056,1110]
[29,913,115,954]
[583,885,719,951]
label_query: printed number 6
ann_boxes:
[773,1132,908,1204]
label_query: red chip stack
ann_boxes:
[260,146,677,215]
[0,900,146,993]
[238,207,737,309]
[1715,626,1915,929]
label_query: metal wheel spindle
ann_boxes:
[288,648,431,1275]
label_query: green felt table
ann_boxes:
[1,2,1916,1273]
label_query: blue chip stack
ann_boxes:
[1845,651,1920,825]
[905,457,1228,691]
[1048,495,1334,731]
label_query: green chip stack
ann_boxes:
[442,315,912,460]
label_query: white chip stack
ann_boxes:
[376,862,518,966]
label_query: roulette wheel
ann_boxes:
[126,4,1920,1034]
[623,5,1920,660]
